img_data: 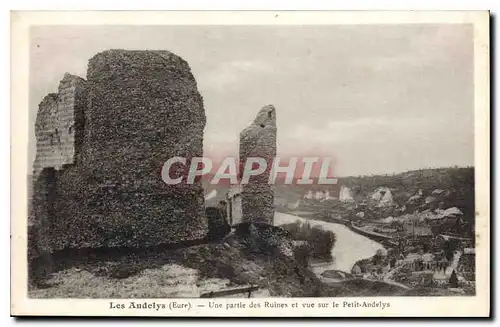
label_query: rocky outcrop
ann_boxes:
[239,105,277,224]
[30,50,208,259]
[371,187,395,207]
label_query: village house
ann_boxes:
[351,263,362,276]
[406,271,435,287]
[403,253,437,272]
[432,270,450,286]
[403,222,433,239]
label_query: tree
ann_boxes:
[449,269,459,288]
[372,249,385,266]
[443,240,456,261]
[422,241,429,253]
[294,243,311,268]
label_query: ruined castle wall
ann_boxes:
[32,94,58,176]
[31,50,208,255]
[32,74,87,177]
[226,185,243,226]
[239,105,277,224]
[29,74,88,258]
[78,50,208,246]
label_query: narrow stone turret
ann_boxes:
[239,104,277,224]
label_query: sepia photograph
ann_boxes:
[10,10,490,317]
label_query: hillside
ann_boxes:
[274,167,473,202]
[204,166,474,236]
[29,232,346,298]
[207,167,474,212]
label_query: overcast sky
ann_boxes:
[29,24,474,177]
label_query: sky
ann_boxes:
[29,24,474,177]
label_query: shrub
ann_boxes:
[294,243,312,268]
[309,227,336,260]
[205,207,231,241]
[280,221,336,261]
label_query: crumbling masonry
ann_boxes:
[238,105,277,225]
[29,50,208,259]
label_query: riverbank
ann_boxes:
[284,211,398,246]
[274,212,419,295]
[274,212,385,273]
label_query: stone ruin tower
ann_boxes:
[30,50,208,258]
[238,105,277,225]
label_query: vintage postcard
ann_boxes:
[11,11,490,317]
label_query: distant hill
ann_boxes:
[274,165,471,194]
[204,166,474,212]
[272,166,475,236]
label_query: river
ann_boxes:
[274,212,386,274]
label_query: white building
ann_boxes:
[371,187,394,206]
[314,191,324,201]
[339,185,355,203]
[304,190,314,200]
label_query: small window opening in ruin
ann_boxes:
[69,126,73,134]
[268,111,273,118]
[260,124,265,128]
[49,134,54,146]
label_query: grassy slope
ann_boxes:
[29,234,349,298]
[29,234,466,298]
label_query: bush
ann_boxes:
[205,207,231,241]
[280,220,336,261]
[309,227,336,260]
[294,243,312,268]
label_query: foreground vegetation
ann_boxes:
[29,231,336,298]
[280,220,336,262]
